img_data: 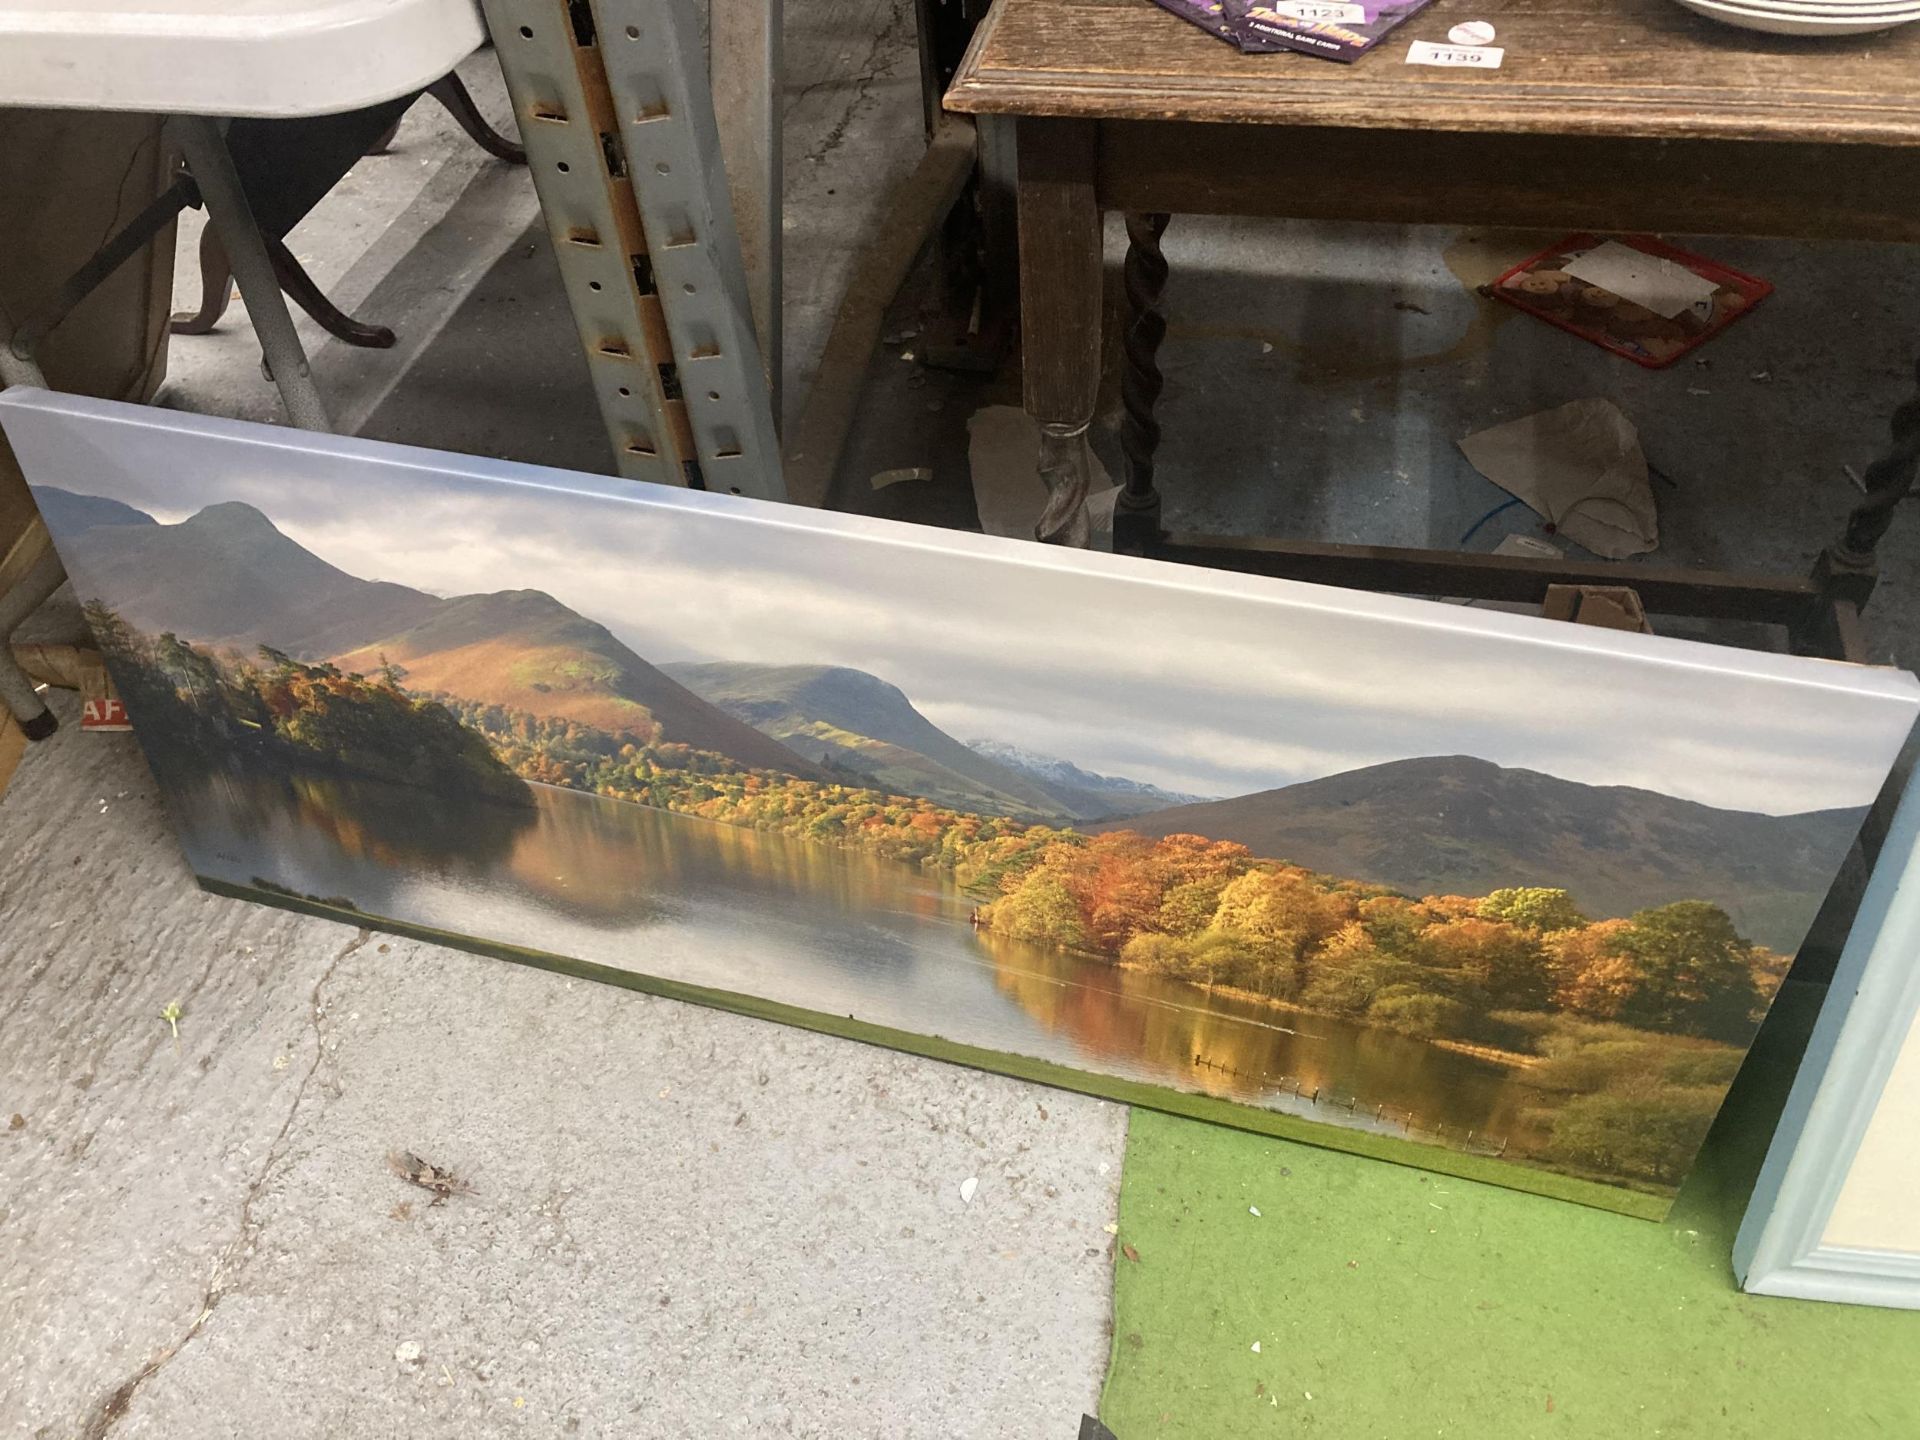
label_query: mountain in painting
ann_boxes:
[965,738,1214,819]
[1095,754,1859,952]
[40,495,441,658]
[32,485,157,535]
[44,494,818,780]
[662,661,1073,820]
[40,492,1861,953]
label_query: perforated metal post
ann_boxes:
[483,0,783,499]
[591,0,782,498]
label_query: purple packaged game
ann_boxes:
[1235,0,1437,61]
[1149,0,1291,49]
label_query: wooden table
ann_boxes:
[944,0,1920,657]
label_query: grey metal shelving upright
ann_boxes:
[482,0,784,499]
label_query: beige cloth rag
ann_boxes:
[1457,398,1659,559]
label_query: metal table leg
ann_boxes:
[174,115,332,431]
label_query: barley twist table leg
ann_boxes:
[1814,354,1920,612]
[1115,212,1171,554]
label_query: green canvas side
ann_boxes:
[198,876,1666,1218]
[1100,980,1920,1438]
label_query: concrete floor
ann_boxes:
[10,4,1920,1437]
[3,696,1123,1440]
[5,13,1126,1440]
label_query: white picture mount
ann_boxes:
[1737,757,1920,1309]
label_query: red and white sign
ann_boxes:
[81,697,131,732]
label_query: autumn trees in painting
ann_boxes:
[979,831,1773,1188]
[85,601,529,805]
[989,834,1773,1046]
[92,602,1781,1194]
[425,686,1778,1191]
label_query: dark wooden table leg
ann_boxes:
[1809,353,1920,648]
[266,234,396,348]
[1116,211,1171,555]
[428,74,528,165]
[1015,117,1102,546]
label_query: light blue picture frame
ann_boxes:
[1736,757,1920,1308]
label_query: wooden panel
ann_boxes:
[0,707,21,801]
[947,0,1920,147]
[1098,121,1920,241]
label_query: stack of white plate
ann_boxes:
[1671,0,1920,35]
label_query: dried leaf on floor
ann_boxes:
[1122,1243,1141,1263]
[388,1149,472,1205]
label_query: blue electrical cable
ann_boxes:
[1458,496,1524,547]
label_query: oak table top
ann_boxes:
[945,0,1920,147]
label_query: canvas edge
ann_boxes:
[1734,759,1920,1309]
[5,386,1918,715]
[194,875,1676,1222]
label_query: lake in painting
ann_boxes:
[8,390,1917,1216]
[178,767,1539,1152]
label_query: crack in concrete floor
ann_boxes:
[4,689,1125,1438]
[77,932,370,1440]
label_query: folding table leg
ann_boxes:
[173,116,332,432]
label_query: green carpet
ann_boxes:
[1102,982,1920,1437]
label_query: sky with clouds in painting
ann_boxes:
[17,403,1917,816]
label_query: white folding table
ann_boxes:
[0,0,485,734]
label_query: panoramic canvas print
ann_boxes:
[7,392,1918,1218]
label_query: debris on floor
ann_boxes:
[1542,583,1655,635]
[1492,533,1563,559]
[387,1150,472,1205]
[1458,398,1660,559]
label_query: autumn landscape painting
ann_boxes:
[11,395,1918,1217]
